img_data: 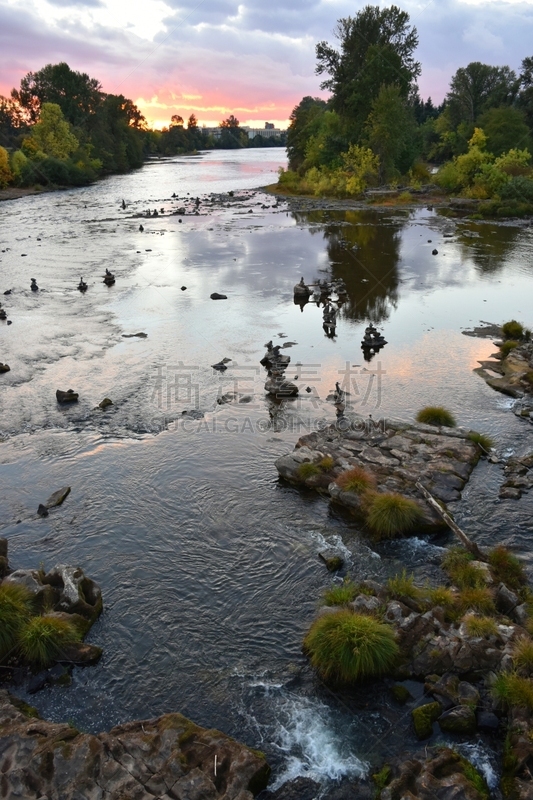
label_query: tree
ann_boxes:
[286,96,327,170]
[316,5,420,131]
[220,114,240,128]
[30,103,79,159]
[478,106,532,157]
[187,114,198,129]
[364,84,418,181]
[170,114,184,127]
[0,146,13,188]
[518,57,533,132]
[446,63,519,127]
[0,96,26,148]
[12,62,102,126]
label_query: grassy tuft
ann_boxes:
[460,757,490,800]
[442,547,474,573]
[0,584,34,660]
[19,615,81,668]
[335,466,376,494]
[427,586,456,611]
[512,637,533,676]
[500,340,520,358]
[448,562,488,590]
[492,672,533,710]
[303,610,399,684]
[296,462,321,480]
[319,456,335,472]
[387,570,421,602]
[463,614,499,638]
[467,431,494,453]
[488,546,527,591]
[366,493,423,539]
[323,580,358,607]
[502,320,524,340]
[456,588,496,616]
[416,406,456,427]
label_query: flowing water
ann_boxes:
[1,148,532,790]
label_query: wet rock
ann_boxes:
[42,564,103,621]
[181,409,205,419]
[500,487,522,500]
[0,362,10,373]
[56,389,78,403]
[0,556,9,578]
[391,683,412,704]
[98,397,113,409]
[45,486,71,508]
[0,537,7,558]
[412,701,442,739]
[432,249,438,255]
[181,285,187,290]
[210,292,228,300]
[262,776,321,800]
[351,595,381,614]
[476,710,500,731]
[2,570,58,611]
[319,549,344,571]
[496,583,520,615]
[37,504,49,517]
[59,642,103,665]
[122,332,148,338]
[438,705,477,735]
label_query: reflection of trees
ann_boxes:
[292,209,405,323]
[455,222,521,275]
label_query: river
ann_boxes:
[0,148,532,792]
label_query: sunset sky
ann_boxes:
[1,0,533,129]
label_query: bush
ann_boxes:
[323,580,358,607]
[319,456,335,472]
[19,615,80,667]
[488,546,527,590]
[492,673,533,710]
[0,584,33,660]
[499,176,533,203]
[502,320,524,340]
[336,466,376,494]
[467,432,494,453]
[416,406,456,427]
[303,610,399,684]
[448,562,487,590]
[296,462,321,480]
[463,614,499,638]
[512,638,533,676]
[442,547,474,573]
[427,586,456,611]
[500,340,520,358]
[387,570,421,602]
[456,588,495,615]
[366,493,423,539]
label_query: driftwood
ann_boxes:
[415,481,487,561]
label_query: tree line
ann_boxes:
[0,62,286,190]
[281,4,533,216]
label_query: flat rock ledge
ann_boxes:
[275,415,481,527]
[0,690,270,800]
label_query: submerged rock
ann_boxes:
[45,486,71,508]
[0,362,10,373]
[56,389,78,403]
[210,292,228,300]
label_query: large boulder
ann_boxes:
[41,564,103,622]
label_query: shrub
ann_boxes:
[442,547,474,573]
[512,638,533,676]
[500,340,520,358]
[456,588,495,615]
[303,610,399,684]
[502,320,524,340]
[19,615,80,667]
[448,562,488,590]
[336,466,376,494]
[323,581,357,607]
[319,456,334,472]
[488,546,527,590]
[296,462,321,480]
[387,570,421,602]
[463,614,499,638]
[427,586,456,611]
[492,673,533,710]
[416,406,456,427]
[0,584,33,660]
[366,493,423,539]
[467,431,494,453]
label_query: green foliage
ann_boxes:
[0,584,33,660]
[427,586,456,611]
[492,672,533,710]
[319,456,335,471]
[502,320,525,340]
[412,702,442,739]
[463,614,499,638]
[0,145,12,188]
[390,684,411,704]
[387,570,421,601]
[10,149,27,178]
[303,610,399,684]
[19,615,80,668]
[456,588,495,615]
[488,545,527,590]
[448,562,488,590]
[446,62,519,128]
[364,84,418,181]
[323,580,358,607]
[500,340,520,358]
[336,466,377,494]
[416,406,456,427]
[296,462,321,480]
[460,758,490,800]
[367,493,423,539]
[442,547,474,572]
[31,103,79,159]
[372,765,392,790]
[512,637,533,676]
[287,96,328,171]
[478,106,532,157]
[467,432,494,453]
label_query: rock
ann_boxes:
[181,409,204,419]
[500,487,522,500]
[2,570,58,611]
[56,389,78,403]
[262,776,321,800]
[0,690,270,799]
[0,538,7,558]
[496,583,520,615]
[412,702,442,739]
[0,362,10,373]
[37,504,49,517]
[319,550,344,571]
[432,249,438,255]
[438,705,477,735]
[351,595,382,614]
[457,681,480,708]
[59,642,103,665]
[45,486,71,508]
[42,564,102,621]
[181,286,187,290]
[391,684,412,704]
[0,556,9,578]
[122,332,148,338]
[210,292,228,300]
[98,397,113,409]
[476,710,500,731]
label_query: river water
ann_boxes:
[0,148,532,791]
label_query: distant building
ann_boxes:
[201,122,285,140]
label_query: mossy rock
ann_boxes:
[412,701,442,740]
[391,684,412,705]
[438,705,477,735]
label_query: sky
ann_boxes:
[1,0,533,129]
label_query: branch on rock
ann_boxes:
[415,481,487,561]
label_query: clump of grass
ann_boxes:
[467,431,494,453]
[512,638,533,676]
[319,456,335,472]
[492,672,533,710]
[500,340,520,358]
[460,757,490,800]
[0,584,34,660]
[456,588,496,615]
[387,570,422,602]
[19,615,80,668]
[366,493,423,539]
[427,586,456,610]
[523,370,533,388]
[488,545,527,590]
[335,466,376,494]
[416,406,456,427]
[303,610,399,684]
[448,562,488,590]
[323,580,357,607]
[296,462,321,480]
[502,320,524,340]
[442,547,474,572]
[463,614,499,638]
